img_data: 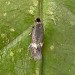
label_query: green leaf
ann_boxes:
[0,0,75,75]
[43,0,75,75]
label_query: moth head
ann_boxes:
[35,18,41,22]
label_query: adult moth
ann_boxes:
[29,18,44,60]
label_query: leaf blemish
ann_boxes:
[36,68,39,75]
[10,28,15,32]
[50,45,54,50]
[6,1,11,5]
[70,21,75,26]
[10,51,14,57]
[1,33,6,38]
[3,13,7,16]
[28,6,35,14]
[32,0,38,6]
[46,9,54,15]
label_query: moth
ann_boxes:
[29,18,44,60]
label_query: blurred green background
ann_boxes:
[0,0,75,75]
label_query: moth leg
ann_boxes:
[28,26,34,36]
[28,43,32,50]
[32,26,34,29]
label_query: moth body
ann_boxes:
[30,18,44,60]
